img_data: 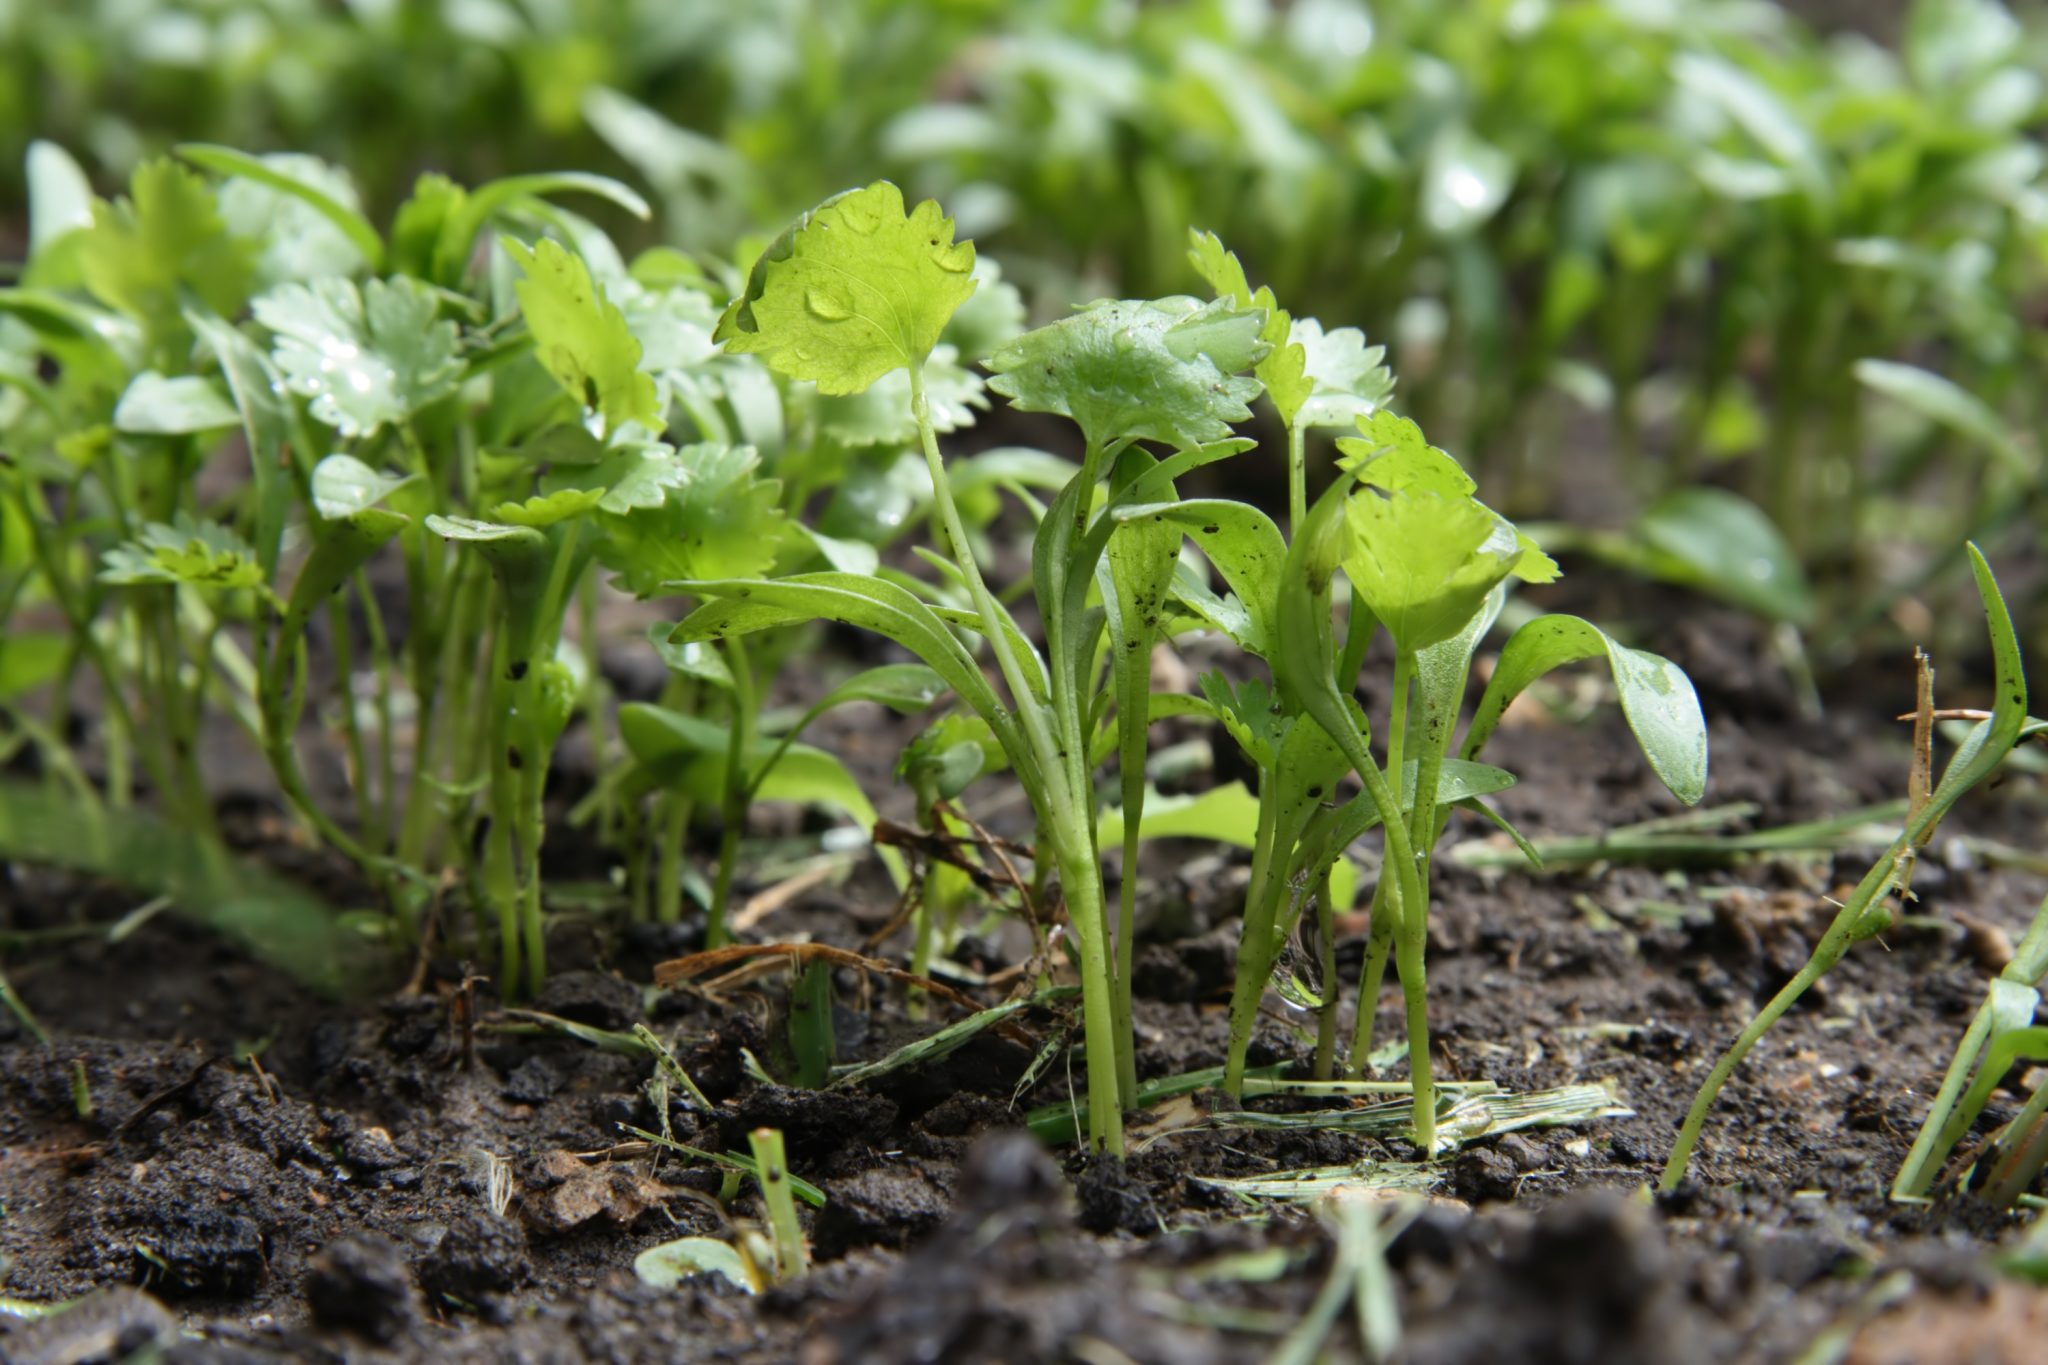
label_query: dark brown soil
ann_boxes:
[1,605,2044,1363]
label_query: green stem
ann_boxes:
[1346,876,1396,1076]
[654,792,692,926]
[1330,741,1436,1150]
[1312,865,1340,1080]
[911,362,1125,1151]
[357,568,400,851]
[1386,654,1411,778]
[1287,422,1307,536]
[1222,767,1285,1095]
[329,595,377,847]
[708,635,755,948]
[1661,844,1897,1190]
[747,1127,809,1280]
[1053,830,1125,1156]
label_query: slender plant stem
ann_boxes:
[1312,865,1340,1080]
[356,568,400,849]
[1661,844,1898,1190]
[911,363,1125,1151]
[1287,423,1308,535]
[329,595,377,845]
[654,792,692,926]
[1347,877,1396,1075]
[708,634,755,948]
[1222,769,1285,1095]
[747,1128,809,1280]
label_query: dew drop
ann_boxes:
[807,289,852,321]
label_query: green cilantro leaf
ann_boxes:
[1342,489,1524,654]
[1335,410,1477,497]
[713,182,978,395]
[1198,672,1287,769]
[253,276,462,438]
[594,444,796,596]
[1186,229,1306,425]
[76,159,252,355]
[1290,317,1395,430]
[101,514,265,591]
[504,235,663,433]
[489,488,608,529]
[986,295,1268,448]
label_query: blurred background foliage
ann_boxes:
[5,0,2044,645]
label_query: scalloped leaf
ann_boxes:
[714,181,977,395]
[101,514,264,590]
[253,276,461,438]
[76,159,251,353]
[987,295,1268,448]
[592,444,794,595]
[504,235,662,433]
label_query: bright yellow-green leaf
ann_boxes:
[1186,229,1306,425]
[1342,489,1525,654]
[1336,411,1475,497]
[593,444,795,595]
[503,235,662,433]
[490,487,607,529]
[714,182,977,395]
[76,159,251,354]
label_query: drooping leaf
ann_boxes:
[987,295,1269,448]
[714,182,977,395]
[1855,358,2032,479]
[593,444,794,595]
[112,371,240,435]
[1632,488,1814,626]
[253,276,462,438]
[503,235,663,432]
[436,172,650,283]
[1462,615,1708,806]
[666,574,1019,766]
[101,514,266,591]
